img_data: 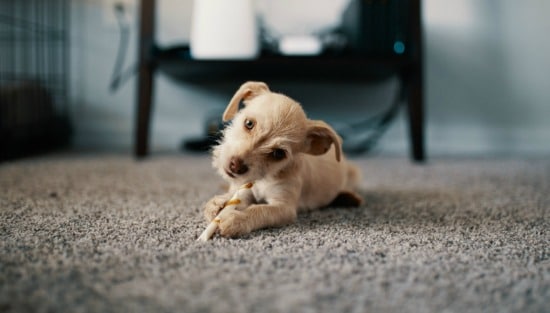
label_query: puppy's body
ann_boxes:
[205,82,362,237]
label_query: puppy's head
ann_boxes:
[212,81,342,183]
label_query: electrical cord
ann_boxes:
[109,3,137,92]
[337,80,404,154]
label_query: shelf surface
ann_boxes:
[154,46,413,83]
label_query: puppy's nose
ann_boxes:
[229,157,249,175]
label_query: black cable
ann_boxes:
[109,3,137,92]
[340,80,404,154]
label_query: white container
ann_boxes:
[190,0,259,60]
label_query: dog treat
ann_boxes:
[197,182,254,241]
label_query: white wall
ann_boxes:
[69,0,550,156]
[424,0,550,155]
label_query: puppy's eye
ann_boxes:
[244,119,255,130]
[270,149,286,161]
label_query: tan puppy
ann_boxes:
[204,81,363,237]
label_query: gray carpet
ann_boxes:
[0,154,548,313]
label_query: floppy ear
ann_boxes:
[304,120,342,162]
[222,81,270,121]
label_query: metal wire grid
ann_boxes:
[0,0,70,159]
[0,0,69,114]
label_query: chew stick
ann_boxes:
[197,182,254,241]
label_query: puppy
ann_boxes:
[204,81,363,237]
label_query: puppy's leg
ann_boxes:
[219,204,297,238]
[203,192,233,222]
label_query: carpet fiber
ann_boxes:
[0,154,548,313]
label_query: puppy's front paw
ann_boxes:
[219,211,251,238]
[204,195,229,222]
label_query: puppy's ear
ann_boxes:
[222,81,270,121]
[304,120,342,162]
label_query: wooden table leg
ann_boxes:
[135,0,156,158]
[407,0,425,162]
[407,64,425,162]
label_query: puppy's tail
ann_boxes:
[345,163,362,190]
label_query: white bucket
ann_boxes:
[190,0,259,59]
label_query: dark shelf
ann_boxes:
[154,46,413,83]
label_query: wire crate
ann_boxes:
[0,0,71,160]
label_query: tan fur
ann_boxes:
[205,81,363,237]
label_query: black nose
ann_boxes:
[229,157,249,175]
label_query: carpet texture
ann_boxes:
[0,154,548,313]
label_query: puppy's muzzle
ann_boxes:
[228,157,249,176]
